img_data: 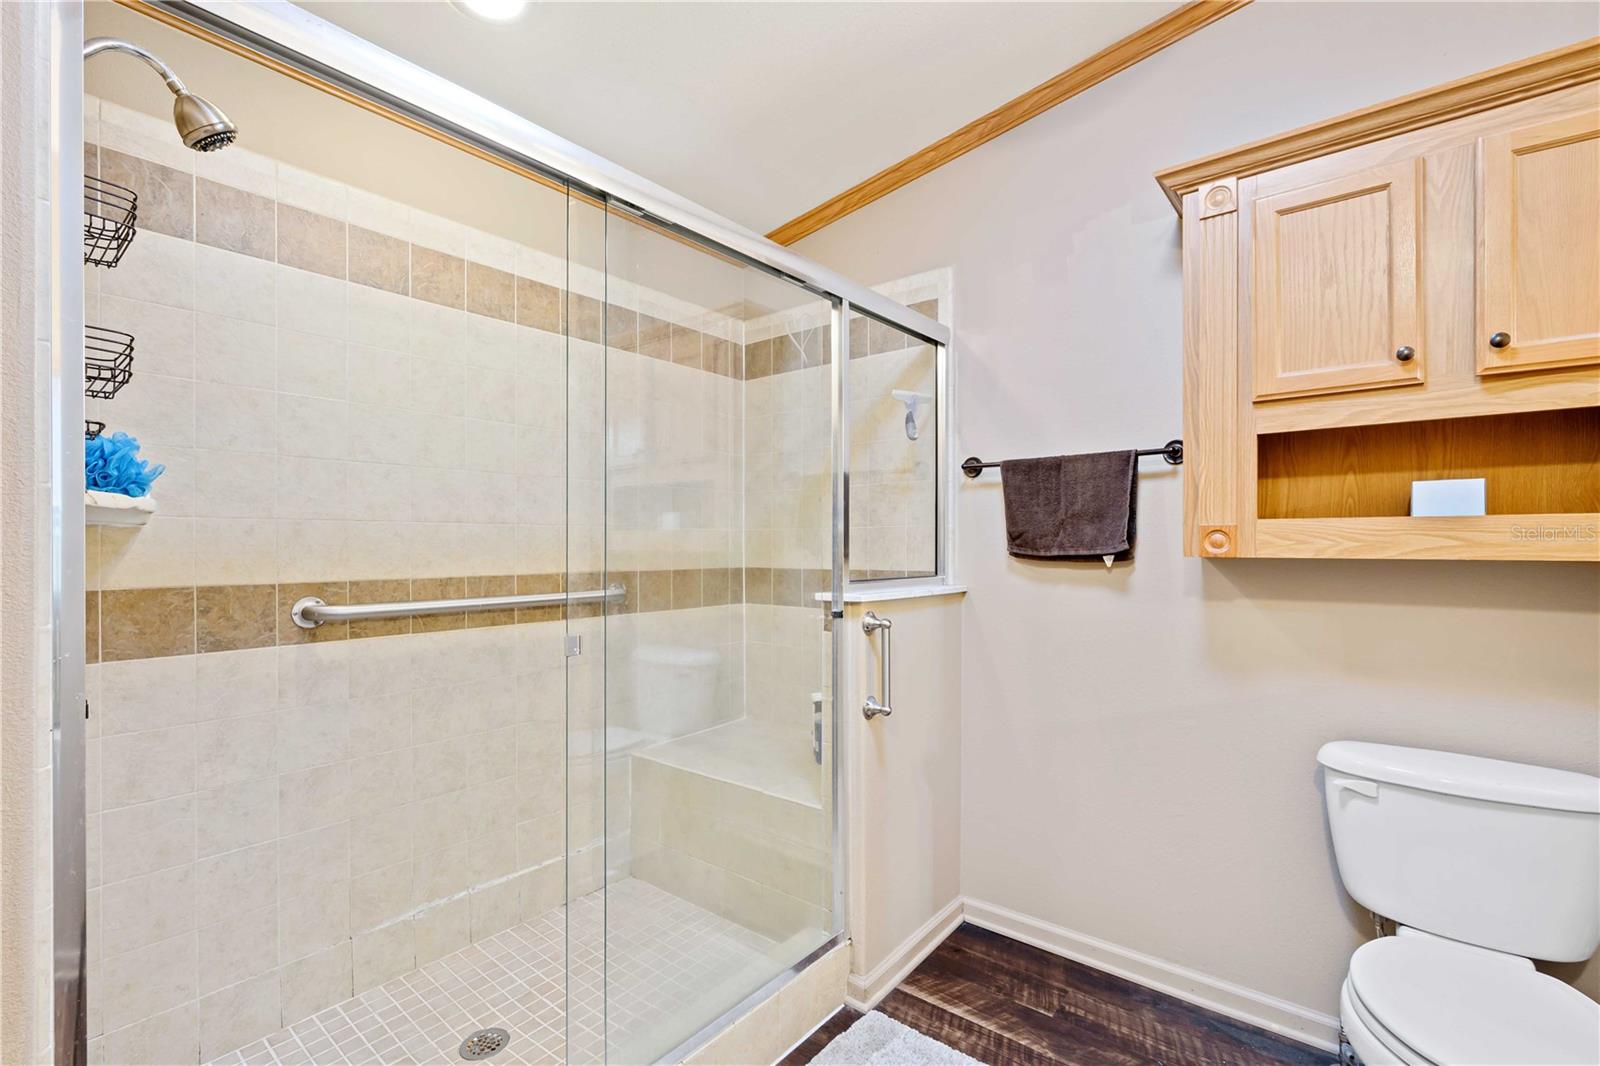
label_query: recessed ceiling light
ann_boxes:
[451,0,528,22]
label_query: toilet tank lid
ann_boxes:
[1318,741,1600,814]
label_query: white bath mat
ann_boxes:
[811,1011,984,1065]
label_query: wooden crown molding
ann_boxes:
[765,0,1251,247]
[1155,36,1600,213]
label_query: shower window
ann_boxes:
[847,306,944,582]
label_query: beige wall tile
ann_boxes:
[279,874,351,963]
[102,725,196,809]
[195,178,275,261]
[276,701,351,774]
[607,303,637,352]
[101,795,196,884]
[277,203,346,280]
[515,277,563,333]
[352,923,414,995]
[195,776,276,858]
[279,943,352,1027]
[517,861,564,921]
[466,261,515,322]
[197,904,276,995]
[197,973,279,1062]
[195,647,276,721]
[195,844,276,929]
[350,861,413,933]
[281,331,351,403]
[278,823,350,891]
[413,897,469,966]
[277,265,347,339]
[100,587,195,662]
[195,584,276,653]
[101,1002,198,1066]
[569,293,604,343]
[278,762,350,835]
[98,654,198,735]
[99,864,196,959]
[468,880,520,942]
[411,246,465,309]
[348,225,409,295]
[101,932,196,1032]
[101,148,193,240]
[350,807,412,877]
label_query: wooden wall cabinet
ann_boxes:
[1477,111,1600,375]
[1252,159,1424,401]
[1158,40,1600,563]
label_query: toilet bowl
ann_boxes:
[1318,742,1600,1066]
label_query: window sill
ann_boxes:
[814,584,967,605]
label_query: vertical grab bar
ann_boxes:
[862,612,893,720]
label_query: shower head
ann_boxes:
[172,91,237,152]
[84,37,238,152]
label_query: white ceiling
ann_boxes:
[302,1,1179,234]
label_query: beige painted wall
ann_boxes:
[795,0,1600,1025]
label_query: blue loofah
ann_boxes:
[85,431,164,498]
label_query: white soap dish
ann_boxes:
[85,490,157,527]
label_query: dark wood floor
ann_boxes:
[781,924,1333,1066]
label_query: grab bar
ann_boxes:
[290,584,625,629]
[862,611,892,720]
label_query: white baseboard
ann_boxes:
[961,897,1341,1053]
[846,896,965,1011]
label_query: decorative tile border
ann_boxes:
[89,567,901,664]
[89,565,934,664]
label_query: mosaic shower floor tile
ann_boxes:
[209,880,778,1066]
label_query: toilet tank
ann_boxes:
[1319,741,1600,962]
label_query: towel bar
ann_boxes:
[961,439,1183,478]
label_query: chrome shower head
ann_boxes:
[84,37,238,153]
[173,91,237,152]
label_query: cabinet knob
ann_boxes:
[1395,346,1415,362]
[1488,332,1511,349]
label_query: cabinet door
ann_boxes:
[1477,111,1600,374]
[1252,159,1424,401]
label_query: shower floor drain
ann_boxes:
[459,1028,510,1061]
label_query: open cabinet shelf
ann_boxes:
[1250,410,1599,561]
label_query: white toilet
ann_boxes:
[1318,741,1600,1066]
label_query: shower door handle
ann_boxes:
[862,612,893,720]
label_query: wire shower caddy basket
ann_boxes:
[83,176,138,268]
[85,326,134,400]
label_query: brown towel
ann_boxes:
[1000,450,1137,560]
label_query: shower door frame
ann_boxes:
[47,3,955,1064]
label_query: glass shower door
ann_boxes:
[577,204,840,1064]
